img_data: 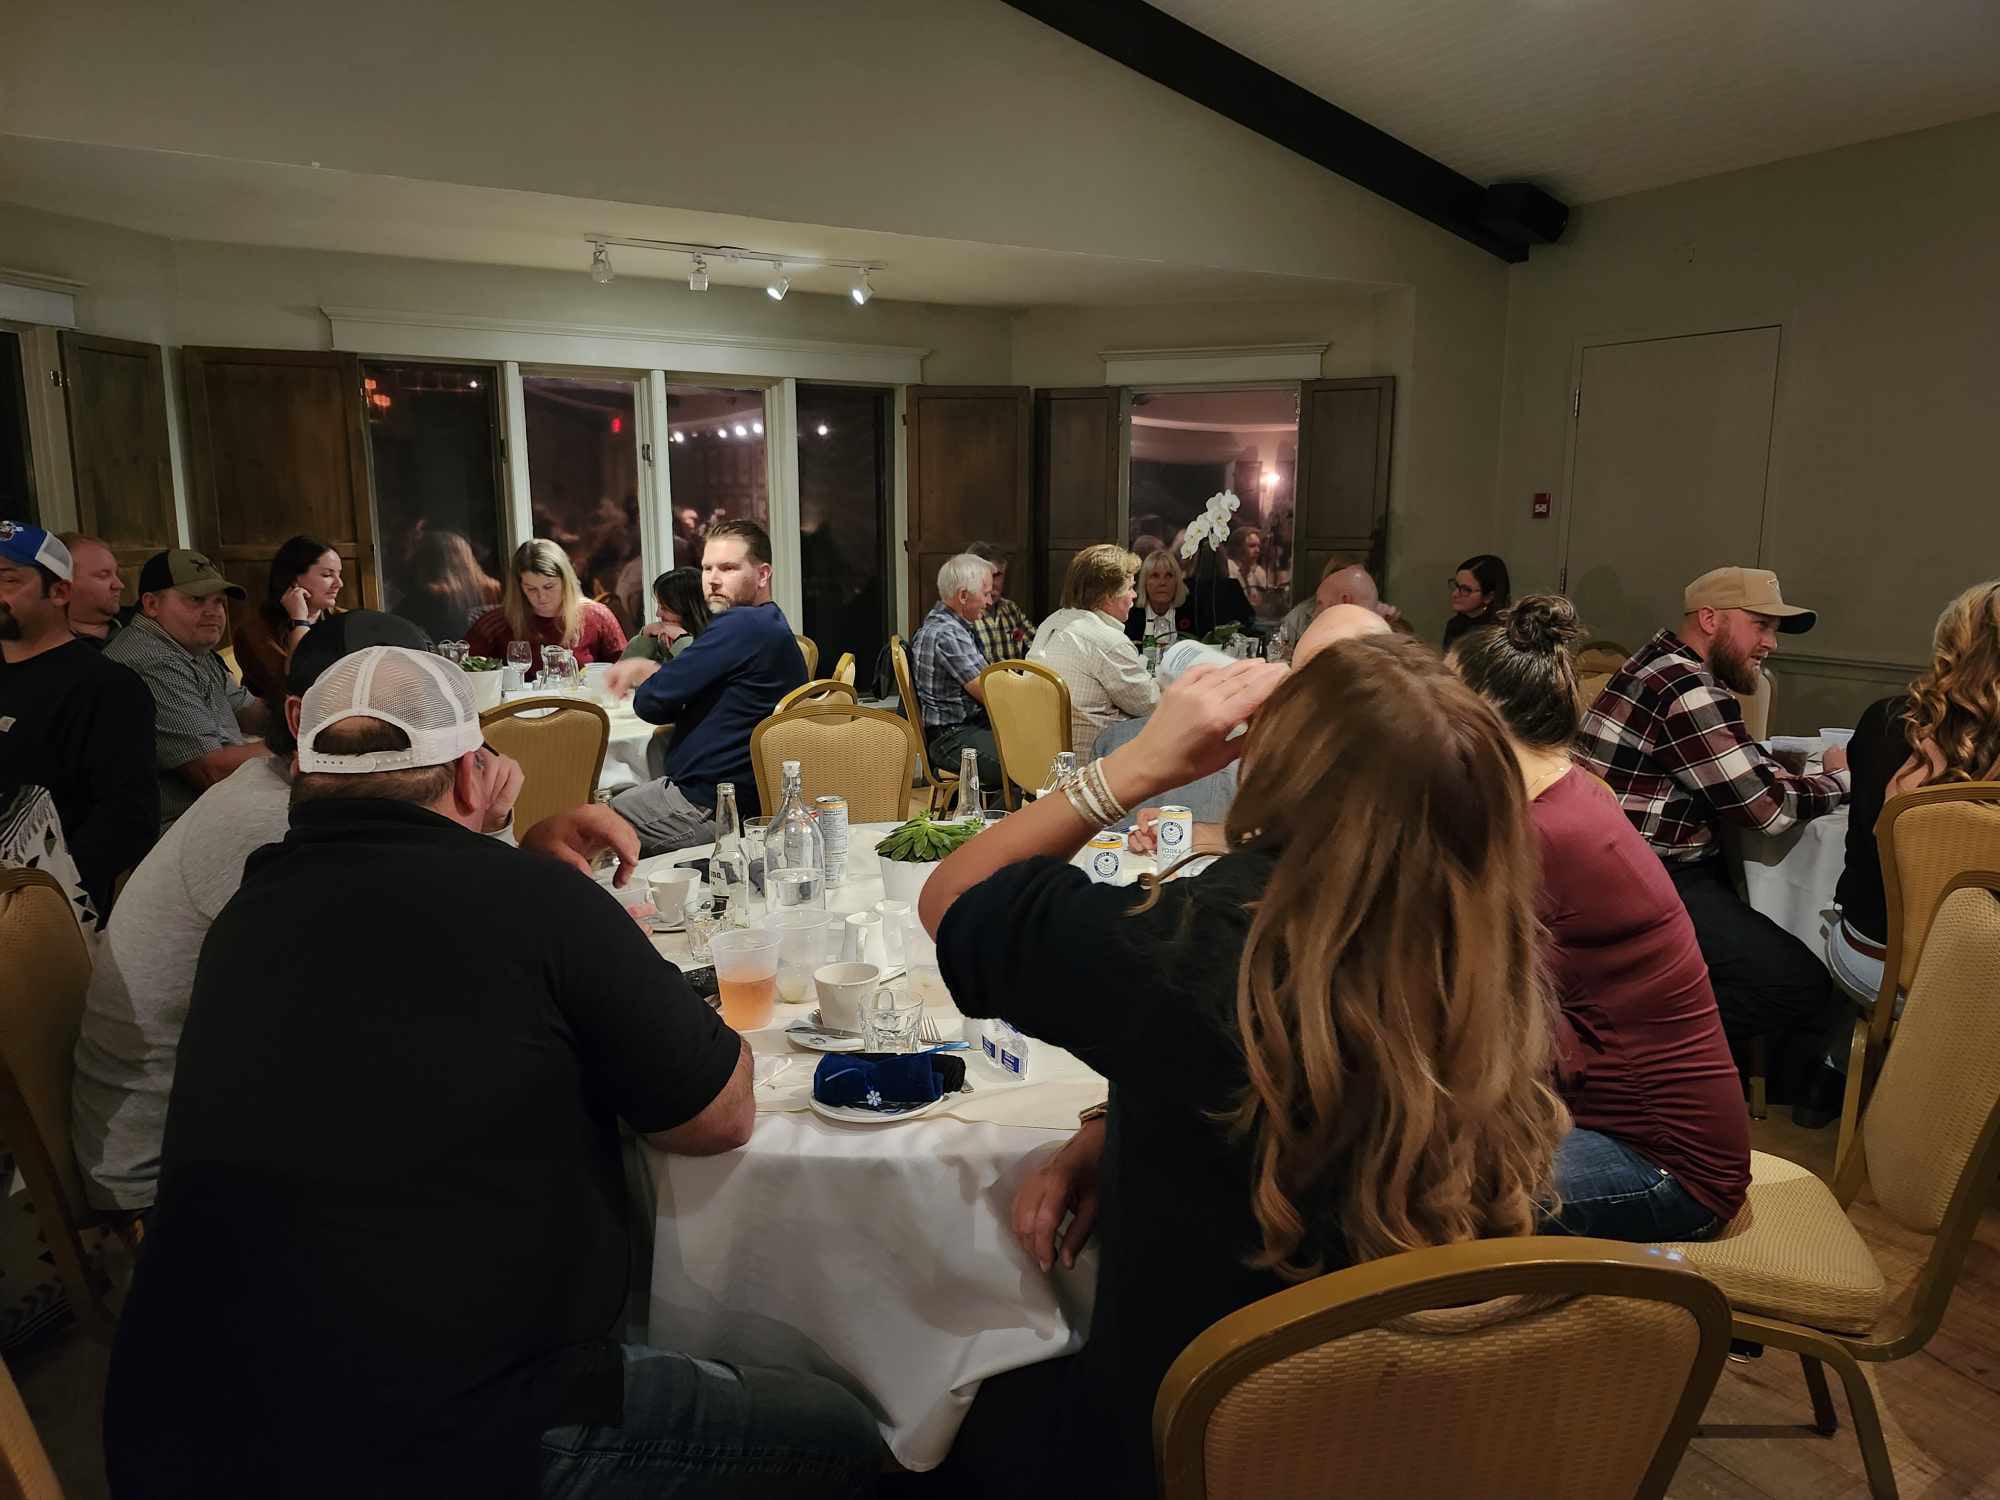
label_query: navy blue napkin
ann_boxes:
[813,1052,967,1110]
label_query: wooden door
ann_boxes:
[904,386,1031,630]
[1293,377,1394,592]
[1033,387,1120,616]
[59,333,178,595]
[182,347,378,613]
[1561,328,1780,648]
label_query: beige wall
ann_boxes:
[1496,111,2000,732]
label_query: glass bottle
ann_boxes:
[763,759,827,909]
[709,782,751,928]
[956,746,984,823]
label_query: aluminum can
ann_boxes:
[813,794,849,883]
[1154,805,1194,860]
[1085,833,1126,884]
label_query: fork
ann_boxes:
[918,1014,942,1046]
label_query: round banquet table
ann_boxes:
[632,821,1137,1470]
[1738,804,1850,970]
[597,701,658,792]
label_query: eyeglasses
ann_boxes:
[1448,579,1480,595]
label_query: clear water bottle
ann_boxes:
[763,759,826,909]
[1034,750,1078,802]
[1143,636,1161,675]
[709,782,752,928]
[955,746,984,823]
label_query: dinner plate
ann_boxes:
[808,1094,948,1125]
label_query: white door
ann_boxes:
[1561,327,1781,650]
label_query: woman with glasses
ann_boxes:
[1443,553,1510,651]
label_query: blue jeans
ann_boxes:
[541,1344,884,1499]
[1545,1128,1723,1243]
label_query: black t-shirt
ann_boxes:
[939,851,1346,1498]
[104,798,742,1498]
[1835,694,1913,944]
[0,638,158,912]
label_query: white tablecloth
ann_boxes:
[635,822,1111,1469]
[598,704,657,792]
[1740,805,1850,968]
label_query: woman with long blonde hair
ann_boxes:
[1831,579,2000,1000]
[465,538,626,675]
[918,635,1566,1496]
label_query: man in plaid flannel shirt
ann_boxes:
[1577,567,1851,1125]
[966,542,1034,665]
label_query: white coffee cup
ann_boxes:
[813,961,883,1033]
[647,867,696,921]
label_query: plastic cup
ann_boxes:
[764,908,837,1004]
[710,927,782,1031]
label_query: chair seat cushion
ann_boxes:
[1659,1151,1887,1335]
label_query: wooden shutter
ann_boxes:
[181,347,379,609]
[58,333,179,596]
[1034,387,1121,617]
[904,385,1031,630]
[1294,377,1394,588]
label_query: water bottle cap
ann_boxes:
[782,759,801,777]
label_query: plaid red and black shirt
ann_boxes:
[1575,630,1849,865]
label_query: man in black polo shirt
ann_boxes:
[0,521,157,914]
[105,645,883,1498]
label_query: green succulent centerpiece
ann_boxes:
[874,813,983,864]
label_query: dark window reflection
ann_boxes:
[0,334,34,525]
[797,384,891,684]
[523,374,643,634]
[664,385,770,575]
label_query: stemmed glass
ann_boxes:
[506,640,533,683]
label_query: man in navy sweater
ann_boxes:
[605,521,807,854]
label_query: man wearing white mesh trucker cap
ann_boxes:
[106,646,884,1495]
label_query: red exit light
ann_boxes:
[611,415,623,434]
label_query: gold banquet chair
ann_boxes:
[748,702,923,825]
[793,634,819,677]
[889,634,958,815]
[831,651,856,690]
[1729,667,1774,741]
[1662,872,2000,1499]
[776,678,858,713]
[0,870,126,1343]
[1833,781,2000,1171]
[0,1353,62,1500]
[978,659,1073,810]
[1155,1238,1731,1500]
[479,697,610,839]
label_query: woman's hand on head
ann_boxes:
[281,585,312,623]
[1102,660,1288,806]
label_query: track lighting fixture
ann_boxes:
[590,242,614,285]
[850,269,873,306]
[689,254,710,292]
[766,267,790,301]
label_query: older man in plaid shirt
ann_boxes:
[909,553,1003,789]
[1578,567,1851,1126]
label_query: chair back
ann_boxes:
[0,869,117,1341]
[479,697,610,838]
[749,703,923,824]
[1877,782,2000,995]
[1574,640,1630,675]
[1576,671,1615,713]
[1155,1238,1731,1500]
[794,634,819,677]
[979,660,1073,807]
[1729,667,1774,740]
[889,634,954,811]
[0,1354,61,1500]
[776,678,859,714]
[832,651,856,689]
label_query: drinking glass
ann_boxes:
[873,899,911,970]
[742,816,773,908]
[861,987,925,1055]
[437,639,468,666]
[768,866,824,911]
[685,892,724,964]
[507,640,533,681]
[710,927,782,1032]
[764,909,836,1005]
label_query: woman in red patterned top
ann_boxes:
[467,539,626,678]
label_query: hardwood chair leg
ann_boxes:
[1799,1354,1839,1436]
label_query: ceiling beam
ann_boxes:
[1000,0,1557,264]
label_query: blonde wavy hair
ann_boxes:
[502,539,585,648]
[1061,543,1139,613]
[1905,579,2000,782]
[1213,635,1566,1278]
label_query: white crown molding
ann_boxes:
[0,267,83,328]
[321,306,929,384]
[1101,342,1327,385]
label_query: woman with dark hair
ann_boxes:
[1181,541,1254,640]
[1442,552,1511,651]
[620,567,713,664]
[1450,594,1747,1243]
[233,535,341,699]
[394,530,500,646]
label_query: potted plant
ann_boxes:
[461,654,505,711]
[874,813,982,905]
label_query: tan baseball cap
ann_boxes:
[1683,566,1815,634]
[138,548,246,601]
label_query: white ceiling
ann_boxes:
[1151,0,2000,203]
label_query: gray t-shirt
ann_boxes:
[102,615,253,829]
[72,756,292,1210]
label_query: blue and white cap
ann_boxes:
[0,521,72,581]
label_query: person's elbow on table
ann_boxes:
[646,1041,754,1156]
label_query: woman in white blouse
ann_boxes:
[1030,545,1160,761]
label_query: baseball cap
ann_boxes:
[285,610,434,697]
[137,548,246,601]
[297,645,483,774]
[0,521,72,581]
[1683,566,1816,635]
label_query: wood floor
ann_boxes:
[13,1113,2000,1498]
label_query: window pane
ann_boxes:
[664,384,768,569]
[0,333,34,524]
[797,384,891,682]
[523,374,644,634]
[1127,388,1297,621]
[362,361,504,643]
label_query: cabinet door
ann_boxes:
[1293,376,1394,588]
[60,332,178,596]
[1034,386,1120,616]
[904,385,1031,628]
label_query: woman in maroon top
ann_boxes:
[466,539,626,677]
[1452,596,1749,1239]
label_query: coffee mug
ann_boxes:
[647,868,696,921]
[813,961,883,1033]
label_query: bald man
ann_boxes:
[1273,563,1396,659]
[1291,601,1392,669]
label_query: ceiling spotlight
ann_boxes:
[717,428,729,438]
[689,254,710,292]
[766,267,790,301]
[468,378,480,389]
[752,421,764,435]
[733,424,749,437]
[590,242,614,285]
[816,423,830,437]
[850,269,873,306]
[670,431,685,443]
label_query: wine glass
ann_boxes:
[507,640,532,675]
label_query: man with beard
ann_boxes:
[1579,567,1849,1126]
[604,520,807,854]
